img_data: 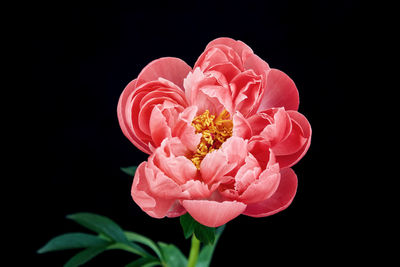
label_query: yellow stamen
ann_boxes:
[190,109,233,169]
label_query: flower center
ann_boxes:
[190,109,233,169]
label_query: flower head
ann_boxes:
[118,37,311,227]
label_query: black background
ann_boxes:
[19,0,377,265]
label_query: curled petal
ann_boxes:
[144,165,186,199]
[125,79,187,152]
[200,149,236,186]
[275,111,312,168]
[131,163,175,218]
[149,104,173,147]
[239,163,280,204]
[117,79,151,154]
[208,62,241,82]
[259,108,292,145]
[172,106,202,152]
[243,168,298,217]
[182,200,247,227]
[233,155,261,194]
[150,138,197,185]
[136,57,192,89]
[184,68,232,114]
[258,69,299,111]
[272,117,307,155]
[247,139,273,169]
[195,45,243,71]
[233,112,252,139]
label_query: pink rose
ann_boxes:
[118,37,311,227]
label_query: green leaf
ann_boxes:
[66,213,128,244]
[125,257,161,267]
[158,242,188,267]
[120,166,137,176]
[180,213,196,239]
[64,246,108,267]
[125,231,163,260]
[196,225,225,267]
[180,213,216,245]
[106,242,151,258]
[193,225,215,245]
[37,233,110,254]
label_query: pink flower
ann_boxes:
[118,38,311,227]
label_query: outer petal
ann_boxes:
[204,37,254,63]
[194,45,243,71]
[182,200,247,227]
[258,69,299,111]
[131,162,175,218]
[275,111,312,168]
[145,166,185,199]
[117,79,151,154]
[136,57,192,89]
[243,168,298,217]
[243,54,270,77]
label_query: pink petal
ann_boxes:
[259,108,292,145]
[208,62,241,82]
[136,57,192,89]
[172,106,201,152]
[149,138,198,185]
[275,111,311,168]
[200,149,236,186]
[243,54,270,77]
[166,201,187,218]
[153,154,198,185]
[195,44,244,71]
[131,162,175,218]
[247,139,272,169]
[184,68,226,114]
[287,110,312,138]
[200,85,233,114]
[258,69,299,111]
[272,117,307,155]
[117,79,151,154]
[182,200,247,227]
[239,163,280,204]
[243,168,298,217]
[144,165,185,199]
[204,37,254,63]
[127,80,187,152]
[221,136,248,166]
[247,112,273,136]
[180,180,211,199]
[233,112,253,140]
[149,105,172,147]
[234,155,261,194]
[230,70,263,117]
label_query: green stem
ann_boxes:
[187,234,200,267]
